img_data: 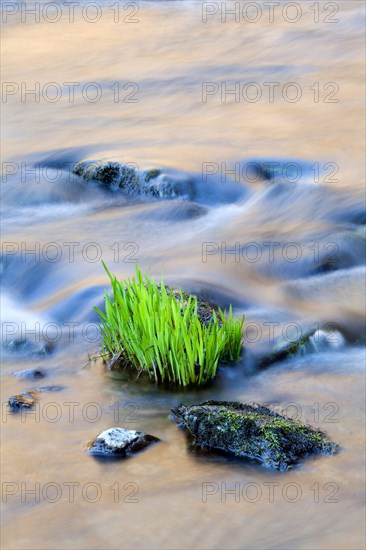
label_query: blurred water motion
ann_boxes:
[1,2,365,549]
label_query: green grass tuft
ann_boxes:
[94,263,244,387]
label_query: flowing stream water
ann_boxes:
[1,1,365,549]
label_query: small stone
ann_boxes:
[172,401,339,471]
[8,391,37,412]
[106,352,123,370]
[5,339,53,356]
[86,427,159,457]
[11,369,45,380]
[30,385,65,393]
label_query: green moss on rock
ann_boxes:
[93,162,121,185]
[72,160,193,199]
[172,401,339,471]
[73,160,140,192]
[144,169,161,182]
[257,328,316,368]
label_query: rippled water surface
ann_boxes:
[1,1,365,549]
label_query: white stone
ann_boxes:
[96,428,139,449]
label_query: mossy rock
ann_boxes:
[172,401,339,471]
[8,391,38,412]
[257,328,317,368]
[72,160,193,199]
[169,288,221,327]
[144,169,161,183]
[73,160,140,192]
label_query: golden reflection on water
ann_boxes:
[1,2,365,549]
[2,0,365,187]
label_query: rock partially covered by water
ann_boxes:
[172,401,339,471]
[170,289,221,327]
[256,327,318,368]
[73,160,139,190]
[8,385,64,412]
[11,369,45,380]
[8,391,37,412]
[29,385,65,393]
[86,427,159,457]
[73,160,194,200]
[4,339,53,356]
[256,327,344,368]
[282,267,366,341]
[244,159,316,184]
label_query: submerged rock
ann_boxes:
[29,385,65,393]
[144,169,161,182]
[144,171,194,200]
[8,391,37,412]
[172,401,339,471]
[4,339,53,356]
[141,202,208,222]
[255,328,317,368]
[256,327,345,368]
[282,267,366,341]
[244,159,315,184]
[170,289,221,327]
[11,369,45,380]
[86,427,159,457]
[8,385,64,413]
[73,160,194,200]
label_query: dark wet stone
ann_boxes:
[256,328,317,368]
[248,161,284,182]
[135,202,207,222]
[29,385,65,393]
[172,401,339,471]
[178,282,246,310]
[72,160,193,199]
[255,327,345,368]
[106,353,124,370]
[245,159,312,184]
[311,229,366,275]
[8,391,37,412]
[145,172,194,200]
[169,289,221,327]
[346,210,366,225]
[11,369,45,380]
[144,169,161,182]
[73,160,141,192]
[86,427,159,457]
[282,267,365,342]
[7,385,65,413]
[4,339,53,356]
